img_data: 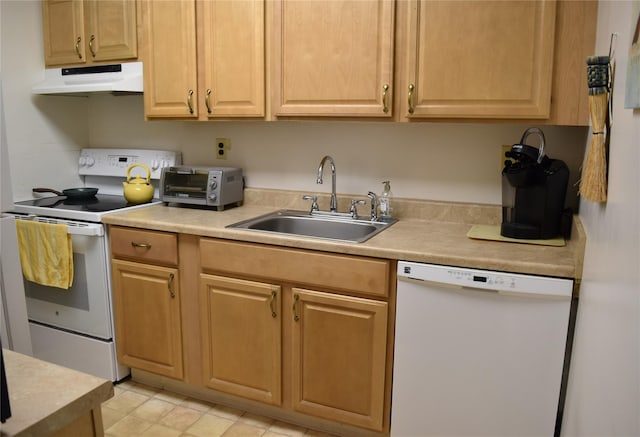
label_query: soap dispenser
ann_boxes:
[380,180,393,219]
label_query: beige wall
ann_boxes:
[1,0,88,201]
[87,94,587,208]
[563,1,640,436]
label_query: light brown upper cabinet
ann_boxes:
[42,0,138,67]
[544,0,597,126]
[397,0,556,120]
[270,0,395,117]
[142,0,265,119]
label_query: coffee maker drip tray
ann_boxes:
[467,224,565,247]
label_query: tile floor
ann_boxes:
[102,380,338,437]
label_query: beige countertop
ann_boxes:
[101,189,585,280]
[0,349,113,437]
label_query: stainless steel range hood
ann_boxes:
[32,62,143,95]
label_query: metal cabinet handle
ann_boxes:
[75,36,82,59]
[131,241,152,249]
[187,89,194,114]
[382,83,389,113]
[89,34,96,57]
[205,89,212,114]
[270,290,277,318]
[408,83,415,114]
[168,273,175,298]
[293,294,300,321]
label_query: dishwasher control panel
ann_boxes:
[398,261,573,297]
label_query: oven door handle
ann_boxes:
[6,214,104,237]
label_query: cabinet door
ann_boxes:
[200,274,282,405]
[291,288,388,431]
[85,0,137,62]
[42,0,86,66]
[111,259,183,379]
[143,0,198,118]
[200,0,265,117]
[404,0,556,119]
[271,0,395,117]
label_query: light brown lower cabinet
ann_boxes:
[111,259,183,380]
[197,238,393,432]
[110,229,393,433]
[291,288,388,430]
[198,275,389,431]
[199,274,282,405]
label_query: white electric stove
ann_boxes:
[9,148,181,381]
[14,148,180,221]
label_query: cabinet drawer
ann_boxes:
[110,226,178,266]
[200,239,390,297]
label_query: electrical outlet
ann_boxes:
[500,144,513,172]
[216,138,231,159]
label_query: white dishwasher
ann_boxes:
[392,261,574,437]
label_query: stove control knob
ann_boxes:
[79,157,87,166]
[86,157,95,166]
[151,159,160,170]
[210,180,218,190]
[208,193,217,201]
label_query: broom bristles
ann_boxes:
[579,92,608,202]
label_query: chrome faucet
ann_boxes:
[317,155,337,212]
[367,191,378,221]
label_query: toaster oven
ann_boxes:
[160,166,244,210]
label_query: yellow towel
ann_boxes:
[15,220,74,290]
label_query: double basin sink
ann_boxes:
[227,209,397,243]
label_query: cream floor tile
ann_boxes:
[105,390,151,414]
[101,405,128,430]
[103,382,339,437]
[186,413,235,437]
[238,412,274,429]
[208,404,244,421]
[180,396,215,413]
[303,430,338,437]
[127,381,162,397]
[141,423,184,437]
[266,420,307,437]
[159,405,205,432]
[116,380,138,391]
[155,389,189,404]
[106,414,154,436]
[222,422,267,437]
[262,429,337,437]
[131,398,177,422]
[113,385,127,396]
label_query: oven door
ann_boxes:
[19,218,112,340]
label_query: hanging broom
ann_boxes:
[579,56,610,202]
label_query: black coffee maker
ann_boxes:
[501,127,569,239]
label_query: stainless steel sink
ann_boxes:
[227,209,397,243]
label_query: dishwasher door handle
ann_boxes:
[398,275,502,294]
[397,261,573,298]
[397,275,572,300]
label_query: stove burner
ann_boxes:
[15,194,145,213]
